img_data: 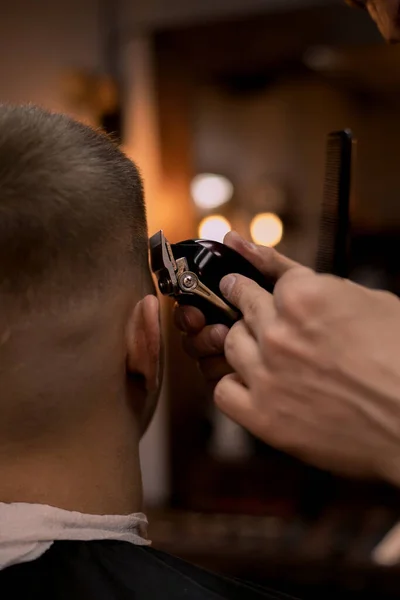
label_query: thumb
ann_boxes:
[224,231,300,280]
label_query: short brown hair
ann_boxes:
[0,105,148,310]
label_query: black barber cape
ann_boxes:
[1,540,297,600]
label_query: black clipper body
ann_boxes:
[150,230,275,326]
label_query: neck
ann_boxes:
[0,405,143,516]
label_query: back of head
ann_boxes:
[0,104,149,304]
[0,105,154,449]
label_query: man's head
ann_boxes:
[0,105,161,454]
[347,0,400,42]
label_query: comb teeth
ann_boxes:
[315,131,353,278]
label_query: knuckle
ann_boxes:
[246,294,261,316]
[262,321,288,354]
[184,325,224,359]
[374,288,397,305]
[252,246,278,272]
[214,378,229,409]
[276,270,329,317]
[174,305,200,333]
[224,320,244,351]
[223,330,236,362]
[240,294,262,326]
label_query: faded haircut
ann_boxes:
[0,105,149,312]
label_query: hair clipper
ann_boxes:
[149,230,275,326]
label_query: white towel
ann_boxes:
[0,502,150,570]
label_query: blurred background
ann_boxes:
[5,0,400,596]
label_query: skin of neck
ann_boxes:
[0,293,149,516]
[0,401,144,516]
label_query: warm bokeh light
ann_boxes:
[303,46,339,71]
[199,215,231,242]
[191,173,234,210]
[250,212,283,247]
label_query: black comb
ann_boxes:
[315,130,355,278]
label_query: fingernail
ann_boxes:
[177,308,192,332]
[220,274,236,297]
[210,325,225,348]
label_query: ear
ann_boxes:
[127,295,161,393]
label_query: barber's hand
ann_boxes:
[215,233,400,485]
[174,304,231,389]
[176,231,400,487]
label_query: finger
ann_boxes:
[224,230,300,280]
[198,355,233,382]
[174,305,206,334]
[220,274,275,340]
[224,320,265,386]
[214,374,265,437]
[273,268,333,321]
[182,324,228,359]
